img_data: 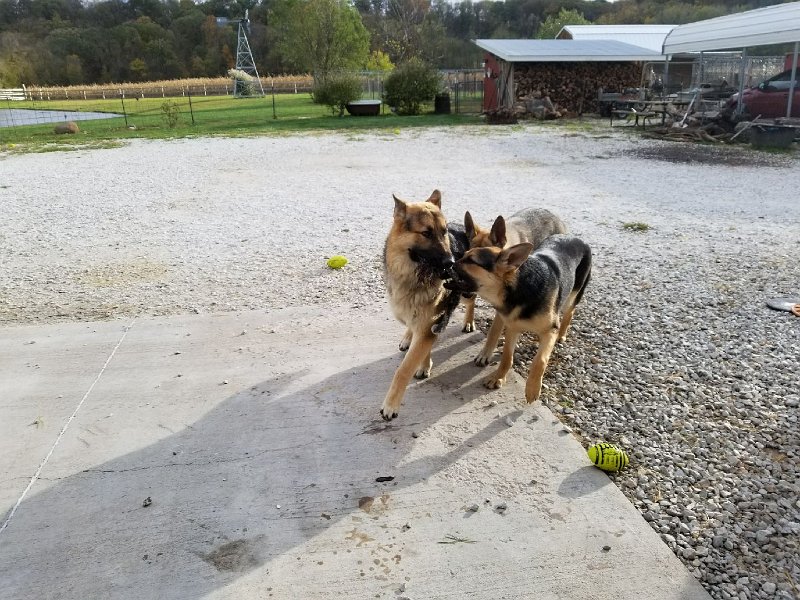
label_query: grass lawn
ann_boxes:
[0,93,484,152]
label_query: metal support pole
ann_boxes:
[735,47,748,119]
[664,57,670,99]
[699,51,705,87]
[120,93,128,128]
[271,79,277,120]
[786,41,798,118]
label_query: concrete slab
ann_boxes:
[0,307,711,600]
[0,320,133,509]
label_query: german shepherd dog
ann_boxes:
[458,208,567,333]
[450,234,591,403]
[381,190,461,421]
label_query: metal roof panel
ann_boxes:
[557,25,676,53]
[474,39,662,62]
[663,2,800,53]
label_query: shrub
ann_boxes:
[313,72,363,117]
[383,59,441,116]
[622,221,651,232]
[228,68,256,97]
[160,100,180,128]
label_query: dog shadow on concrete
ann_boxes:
[0,331,520,600]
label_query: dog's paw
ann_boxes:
[462,321,475,333]
[484,374,505,389]
[525,381,542,404]
[380,408,398,421]
[414,358,432,380]
[380,402,399,421]
[474,351,493,367]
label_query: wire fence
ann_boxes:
[640,55,788,97]
[0,92,289,130]
[0,70,485,132]
[443,69,484,114]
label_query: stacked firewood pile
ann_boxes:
[513,62,641,118]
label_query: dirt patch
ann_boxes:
[202,538,263,572]
[75,260,168,287]
[631,143,795,167]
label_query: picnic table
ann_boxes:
[609,99,693,128]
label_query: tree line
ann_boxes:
[0,0,790,87]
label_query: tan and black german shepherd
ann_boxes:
[381,190,458,421]
[458,207,567,333]
[450,234,591,403]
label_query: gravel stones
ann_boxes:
[1,126,799,599]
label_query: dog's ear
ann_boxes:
[489,215,507,248]
[426,189,442,208]
[464,211,475,240]
[393,195,407,219]
[498,243,533,270]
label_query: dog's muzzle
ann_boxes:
[438,256,456,280]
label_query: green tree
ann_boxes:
[271,0,370,82]
[535,8,591,40]
[129,57,147,80]
[64,53,83,83]
[365,49,393,72]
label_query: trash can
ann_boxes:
[434,93,451,114]
[750,125,797,149]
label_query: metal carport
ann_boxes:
[662,2,800,117]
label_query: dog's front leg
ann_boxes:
[381,330,437,420]
[462,296,475,333]
[475,313,504,366]
[525,328,558,402]
[484,329,520,389]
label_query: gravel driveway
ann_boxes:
[1,124,798,599]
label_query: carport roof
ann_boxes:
[662,1,800,54]
[557,25,676,54]
[474,39,663,62]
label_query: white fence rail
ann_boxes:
[0,86,27,101]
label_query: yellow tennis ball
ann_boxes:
[327,255,348,269]
[587,443,629,472]
[393,128,401,134]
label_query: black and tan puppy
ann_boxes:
[465,207,567,250]
[459,207,567,333]
[452,234,591,403]
[381,190,457,421]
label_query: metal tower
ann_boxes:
[216,10,265,97]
